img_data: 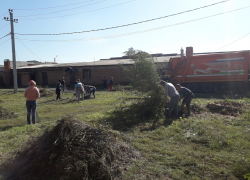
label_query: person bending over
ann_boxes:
[176,84,194,116]
[160,80,180,118]
[88,85,96,98]
[75,79,84,101]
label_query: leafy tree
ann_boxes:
[106,50,167,131]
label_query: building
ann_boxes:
[0,54,174,87]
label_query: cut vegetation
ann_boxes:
[3,118,140,180]
[0,53,250,179]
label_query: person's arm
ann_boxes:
[179,96,183,102]
[36,88,40,99]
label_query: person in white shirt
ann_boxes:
[75,79,84,101]
[160,80,180,118]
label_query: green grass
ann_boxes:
[0,89,250,179]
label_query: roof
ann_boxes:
[17,56,174,70]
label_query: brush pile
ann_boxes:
[39,88,54,97]
[3,118,140,180]
[0,106,19,120]
[206,101,243,116]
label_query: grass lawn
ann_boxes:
[0,89,250,179]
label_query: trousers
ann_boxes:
[167,94,180,118]
[26,101,37,124]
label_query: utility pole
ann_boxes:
[4,9,18,93]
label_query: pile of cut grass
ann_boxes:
[3,118,140,180]
[0,106,19,120]
[206,100,246,116]
[39,88,54,97]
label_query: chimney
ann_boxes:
[180,48,184,57]
[4,59,11,86]
[4,59,11,72]
[186,47,193,57]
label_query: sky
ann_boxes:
[0,0,250,65]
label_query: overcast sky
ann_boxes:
[0,0,249,65]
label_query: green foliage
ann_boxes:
[244,173,250,180]
[103,50,167,132]
[125,50,162,96]
[2,88,250,179]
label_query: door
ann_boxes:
[17,73,21,86]
[30,73,36,81]
[42,72,48,85]
[70,71,76,84]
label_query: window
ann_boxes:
[82,69,91,79]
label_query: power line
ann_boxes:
[0,23,9,30]
[16,0,108,17]
[14,0,98,10]
[16,0,230,35]
[0,38,11,47]
[17,5,250,42]
[213,32,250,51]
[18,0,136,20]
[15,35,43,61]
[0,33,10,40]
[0,12,8,17]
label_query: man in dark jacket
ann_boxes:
[102,76,108,90]
[109,77,113,92]
[176,84,194,116]
[56,80,62,100]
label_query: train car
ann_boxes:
[166,47,250,93]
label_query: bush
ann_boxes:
[105,50,166,130]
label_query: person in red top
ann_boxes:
[24,80,40,124]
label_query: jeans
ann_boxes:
[56,89,61,100]
[26,101,37,124]
[167,94,180,118]
[182,97,192,115]
[77,90,84,101]
[90,88,96,98]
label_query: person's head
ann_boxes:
[176,84,181,90]
[160,80,166,87]
[62,77,64,80]
[58,79,61,83]
[111,77,113,80]
[28,80,36,87]
[77,79,80,82]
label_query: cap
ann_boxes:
[28,80,35,85]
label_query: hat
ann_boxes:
[28,80,36,86]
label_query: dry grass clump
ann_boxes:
[206,100,244,116]
[39,88,54,97]
[3,118,140,180]
[0,106,19,120]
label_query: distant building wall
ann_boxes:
[0,71,5,86]
[16,65,131,87]
[21,73,30,87]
